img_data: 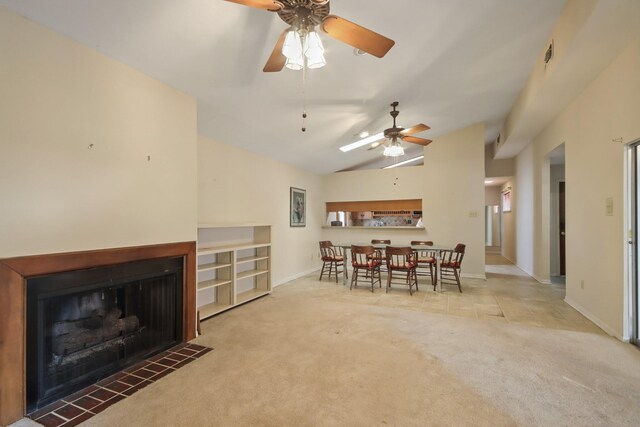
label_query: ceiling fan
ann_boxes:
[225,0,395,72]
[370,102,432,157]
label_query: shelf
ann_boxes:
[236,289,270,305]
[198,242,270,256]
[236,255,269,265]
[199,302,234,319]
[197,279,233,291]
[196,225,271,326]
[237,269,269,280]
[197,261,232,272]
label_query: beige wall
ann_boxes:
[485,186,501,206]
[515,36,640,338]
[198,135,323,285]
[501,180,517,263]
[0,8,198,258]
[322,123,486,278]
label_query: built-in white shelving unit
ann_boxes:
[196,224,271,321]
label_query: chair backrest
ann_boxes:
[454,243,466,264]
[351,245,379,267]
[371,239,391,245]
[443,243,466,266]
[319,241,335,259]
[411,241,435,258]
[385,246,415,269]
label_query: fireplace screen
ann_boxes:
[26,257,183,412]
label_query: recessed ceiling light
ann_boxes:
[383,155,424,169]
[359,131,370,138]
[339,132,384,152]
[353,48,367,56]
[484,180,494,184]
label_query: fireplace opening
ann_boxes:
[26,256,183,413]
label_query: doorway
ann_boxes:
[549,145,565,283]
[628,142,640,346]
[485,205,501,253]
[559,181,566,276]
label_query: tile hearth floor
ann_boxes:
[28,343,213,427]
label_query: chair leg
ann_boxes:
[369,268,375,292]
[319,261,326,280]
[334,262,339,283]
[433,264,438,291]
[454,268,462,293]
[386,270,391,293]
[414,269,419,292]
[429,263,434,287]
[350,267,357,290]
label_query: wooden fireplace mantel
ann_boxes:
[0,241,196,425]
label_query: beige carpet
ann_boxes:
[15,264,640,426]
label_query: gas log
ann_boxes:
[50,308,139,356]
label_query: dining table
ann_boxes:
[335,243,453,290]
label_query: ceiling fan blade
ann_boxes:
[263,30,288,72]
[321,15,395,58]
[400,123,430,136]
[224,0,284,11]
[401,136,432,146]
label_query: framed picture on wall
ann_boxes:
[502,190,512,212]
[290,187,306,227]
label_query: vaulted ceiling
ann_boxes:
[0,0,567,174]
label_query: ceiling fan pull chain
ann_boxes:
[301,60,307,132]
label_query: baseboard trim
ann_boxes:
[533,274,551,285]
[274,267,319,287]
[564,296,623,340]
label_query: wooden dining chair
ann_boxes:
[350,245,382,292]
[440,243,465,292]
[370,239,391,272]
[319,241,347,283]
[385,246,418,295]
[411,240,437,291]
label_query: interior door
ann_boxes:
[559,181,566,276]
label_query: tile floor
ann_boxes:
[28,343,213,427]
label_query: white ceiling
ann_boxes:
[0,0,566,174]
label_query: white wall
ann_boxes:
[198,135,323,286]
[0,7,198,257]
[485,187,501,206]
[322,123,486,278]
[501,180,517,263]
[514,145,535,276]
[514,36,640,338]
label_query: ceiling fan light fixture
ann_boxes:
[383,140,404,157]
[304,30,325,58]
[282,28,326,70]
[282,29,303,60]
[285,55,305,70]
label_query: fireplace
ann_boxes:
[26,257,184,412]
[0,242,196,425]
